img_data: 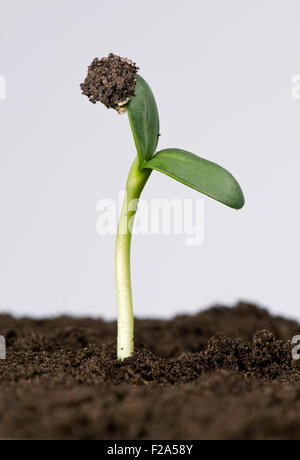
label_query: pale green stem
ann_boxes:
[115,156,151,360]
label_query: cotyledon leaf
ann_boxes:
[144,148,245,210]
[126,75,160,167]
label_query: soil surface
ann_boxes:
[1,302,300,440]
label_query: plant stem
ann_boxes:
[115,156,151,360]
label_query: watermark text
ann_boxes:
[291,75,300,100]
[292,335,300,360]
[0,75,6,100]
[96,193,205,246]
[0,336,6,360]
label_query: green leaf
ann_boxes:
[144,149,245,210]
[126,75,160,167]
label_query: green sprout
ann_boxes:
[81,54,245,361]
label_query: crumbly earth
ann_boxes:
[0,302,300,440]
[80,53,138,110]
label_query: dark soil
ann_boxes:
[1,302,300,440]
[80,53,138,110]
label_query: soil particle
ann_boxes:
[80,53,138,111]
[0,302,300,439]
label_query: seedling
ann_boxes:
[81,54,245,361]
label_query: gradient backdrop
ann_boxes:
[0,0,299,320]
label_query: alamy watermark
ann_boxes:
[96,193,205,246]
[0,336,6,360]
[292,335,300,360]
[291,75,300,100]
[0,75,6,100]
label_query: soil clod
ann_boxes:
[80,53,138,112]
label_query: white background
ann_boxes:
[0,0,299,320]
